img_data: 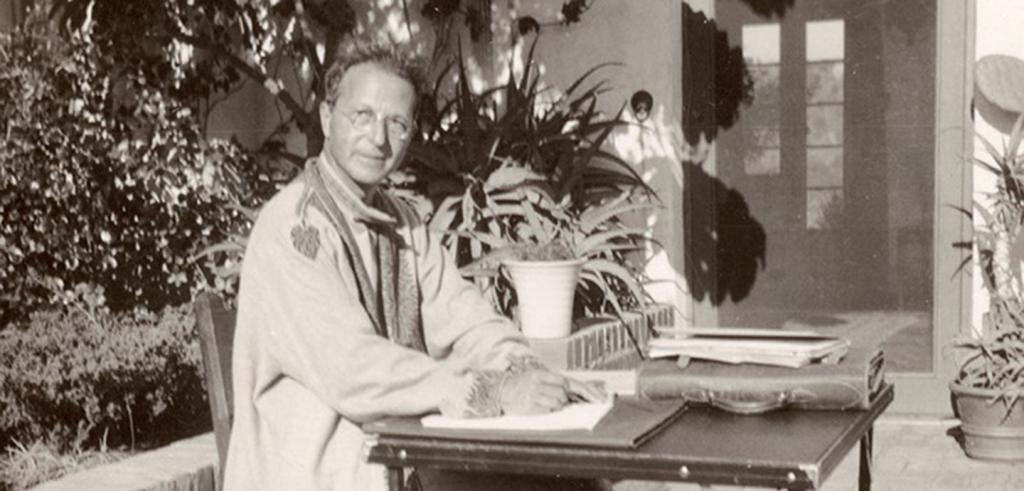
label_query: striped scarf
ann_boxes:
[302,158,426,353]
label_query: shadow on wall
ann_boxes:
[683,162,766,307]
[680,3,754,148]
[735,0,796,19]
[678,4,767,306]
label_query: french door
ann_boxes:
[686,0,973,413]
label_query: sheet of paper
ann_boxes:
[421,401,613,431]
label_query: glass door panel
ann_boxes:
[709,0,937,374]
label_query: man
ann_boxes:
[224,39,604,490]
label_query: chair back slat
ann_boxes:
[195,292,236,489]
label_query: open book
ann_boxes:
[649,327,850,368]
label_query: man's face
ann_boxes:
[319,62,417,190]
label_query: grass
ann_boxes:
[0,439,127,491]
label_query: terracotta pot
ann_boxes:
[949,381,1024,461]
[503,258,585,339]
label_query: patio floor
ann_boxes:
[31,414,1024,490]
[613,414,1024,490]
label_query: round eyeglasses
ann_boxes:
[342,108,414,142]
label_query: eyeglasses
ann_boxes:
[342,108,414,142]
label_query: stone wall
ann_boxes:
[32,433,217,491]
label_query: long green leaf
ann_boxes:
[970,156,1003,176]
[444,228,509,249]
[428,195,462,230]
[1006,113,1024,159]
[577,269,623,315]
[563,62,622,98]
[582,258,649,309]
[518,199,553,244]
[576,227,650,257]
[976,130,1006,169]
[485,166,546,190]
[191,240,246,262]
[579,199,657,232]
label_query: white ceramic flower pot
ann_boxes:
[503,258,585,339]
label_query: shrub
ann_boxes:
[0,11,258,327]
[0,301,209,454]
[0,439,126,490]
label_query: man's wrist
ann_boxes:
[494,370,511,415]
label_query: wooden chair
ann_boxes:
[194,292,237,489]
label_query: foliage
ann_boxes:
[955,109,1024,404]
[0,13,258,326]
[953,297,1024,403]
[0,300,208,456]
[496,241,577,262]
[45,1,598,297]
[399,37,657,322]
[48,0,598,166]
[421,0,592,44]
[969,113,1024,302]
[457,189,658,320]
[50,0,359,161]
[956,111,1024,398]
[1,438,126,490]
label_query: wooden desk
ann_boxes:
[365,384,893,491]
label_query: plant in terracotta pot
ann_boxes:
[951,53,1024,461]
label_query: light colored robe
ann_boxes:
[223,161,532,491]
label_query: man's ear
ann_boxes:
[319,102,332,138]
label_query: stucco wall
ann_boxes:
[514,0,693,323]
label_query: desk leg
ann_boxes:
[858,427,874,491]
[387,466,405,491]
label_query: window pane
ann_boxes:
[807,147,843,187]
[806,19,845,61]
[807,62,844,104]
[807,105,843,145]
[742,23,780,64]
[749,66,781,108]
[745,148,781,176]
[807,189,843,229]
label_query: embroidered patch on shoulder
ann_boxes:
[290,224,320,259]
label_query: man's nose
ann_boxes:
[368,117,389,146]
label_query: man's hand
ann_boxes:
[566,377,608,404]
[498,369,609,415]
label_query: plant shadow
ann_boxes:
[680,3,754,148]
[682,161,766,306]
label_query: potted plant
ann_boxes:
[397,35,660,339]
[951,53,1024,461]
[491,241,584,339]
[454,188,657,339]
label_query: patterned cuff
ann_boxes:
[449,369,506,418]
[506,353,545,373]
[441,355,546,419]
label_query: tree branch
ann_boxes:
[171,30,319,135]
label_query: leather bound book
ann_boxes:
[637,335,885,412]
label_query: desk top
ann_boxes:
[365,384,893,490]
